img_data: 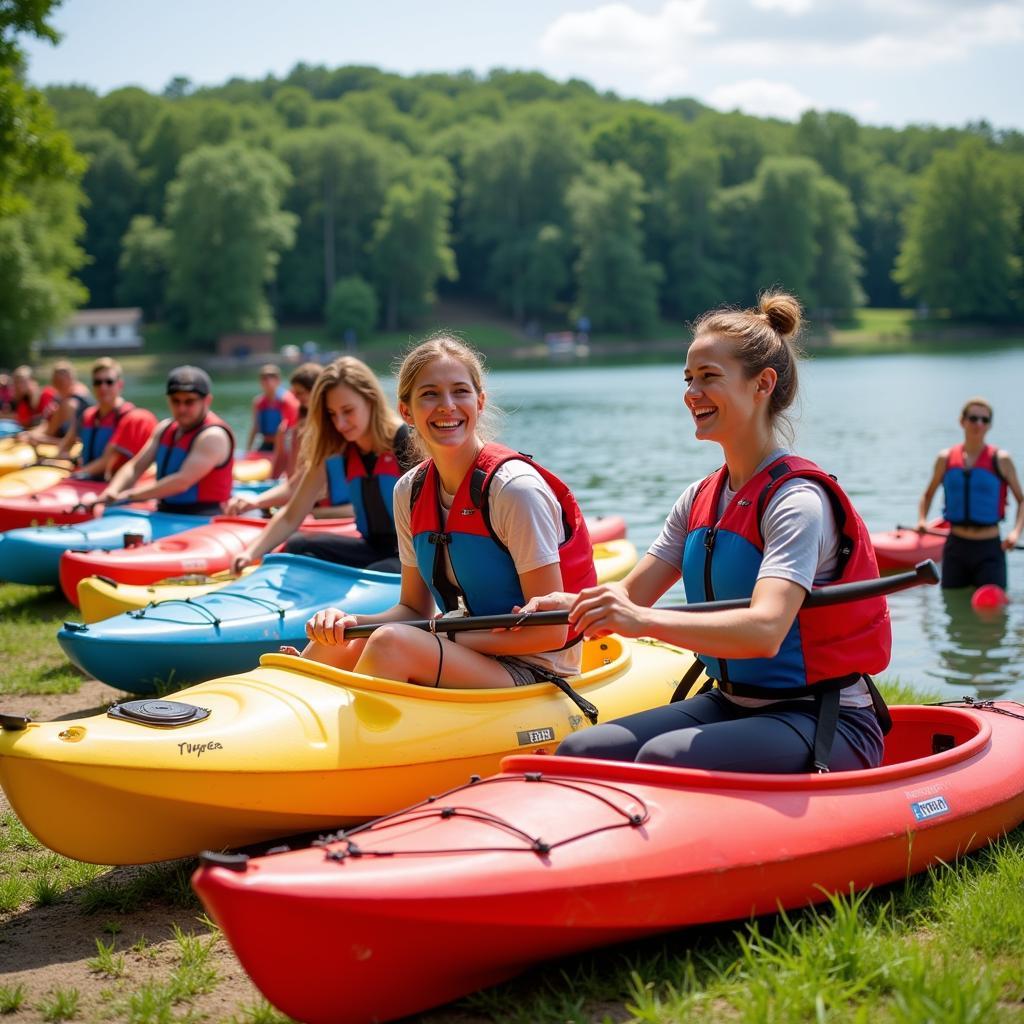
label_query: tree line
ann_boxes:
[3,8,1024,363]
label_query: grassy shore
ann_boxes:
[2,577,1024,1021]
[44,307,1024,382]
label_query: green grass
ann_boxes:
[0,985,26,1014]
[0,583,85,695]
[37,987,79,1022]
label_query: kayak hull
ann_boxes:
[58,554,398,692]
[585,515,626,544]
[75,537,640,622]
[0,508,202,585]
[58,515,357,604]
[872,520,947,572]
[192,701,1024,1024]
[0,635,692,863]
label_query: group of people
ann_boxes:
[5,291,1019,778]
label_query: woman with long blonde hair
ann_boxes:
[231,356,415,574]
[300,334,597,689]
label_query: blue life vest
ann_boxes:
[942,444,1006,527]
[79,401,135,469]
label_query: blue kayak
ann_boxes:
[57,553,401,694]
[0,508,210,586]
[0,421,20,438]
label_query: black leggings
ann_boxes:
[556,689,884,773]
[282,531,400,574]
[941,534,1006,589]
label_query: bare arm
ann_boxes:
[917,451,948,528]
[998,451,1024,549]
[568,575,806,658]
[232,464,327,571]
[118,427,230,503]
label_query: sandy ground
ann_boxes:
[0,682,496,1023]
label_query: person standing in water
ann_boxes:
[917,397,1024,590]
[519,293,892,773]
[299,334,596,689]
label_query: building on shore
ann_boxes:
[37,309,144,353]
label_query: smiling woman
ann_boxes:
[521,291,895,775]
[299,333,598,691]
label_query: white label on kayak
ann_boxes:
[910,796,950,821]
[517,727,555,746]
[180,559,208,571]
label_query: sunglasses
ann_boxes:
[965,414,991,424]
[92,378,118,386]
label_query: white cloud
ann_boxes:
[707,78,815,120]
[539,0,716,69]
[750,0,815,14]
[712,1,1024,69]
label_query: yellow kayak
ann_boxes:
[0,637,699,864]
[77,538,640,622]
[233,456,273,483]
[0,464,71,498]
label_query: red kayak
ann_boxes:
[0,479,154,533]
[195,700,1024,1024]
[872,520,947,572]
[585,515,626,544]
[59,515,358,604]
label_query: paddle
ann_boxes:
[331,561,938,725]
[895,523,1024,552]
[342,559,941,641]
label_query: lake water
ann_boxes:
[125,347,1024,701]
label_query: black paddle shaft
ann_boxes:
[343,559,940,639]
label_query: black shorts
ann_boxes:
[941,534,1006,589]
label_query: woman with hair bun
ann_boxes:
[520,292,893,773]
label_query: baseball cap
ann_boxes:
[166,365,212,397]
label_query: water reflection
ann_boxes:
[921,588,1021,698]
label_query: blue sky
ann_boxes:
[22,0,1024,130]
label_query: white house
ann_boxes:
[39,308,144,352]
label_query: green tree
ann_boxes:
[370,160,457,329]
[325,275,378,340]
[858,164,914,307]
[664,149,726,319]
[276,124,396,319]
[461,108,583,320]
[895,140,1021,319]
[73,128,141,306]
[567,162,662,335]
[96,87,162,156]
[165,142,297,343]
[811,175,865,317]
[116,214,171,320]
[0,50,87,361]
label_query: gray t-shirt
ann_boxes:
[393,460,582,679]
[648,448,871,708]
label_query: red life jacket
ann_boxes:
[155,411,235,512]
[409,443,596,645]
[79,401,136,468]
[682,456,891,697]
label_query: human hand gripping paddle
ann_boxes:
[313,561,940,724]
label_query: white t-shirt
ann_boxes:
[393,459,582,679]
[648,448,872,708]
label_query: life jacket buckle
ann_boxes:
[428,532,451,545]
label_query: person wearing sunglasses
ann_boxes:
[60,358,157,480]
[917,397,1024,589]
